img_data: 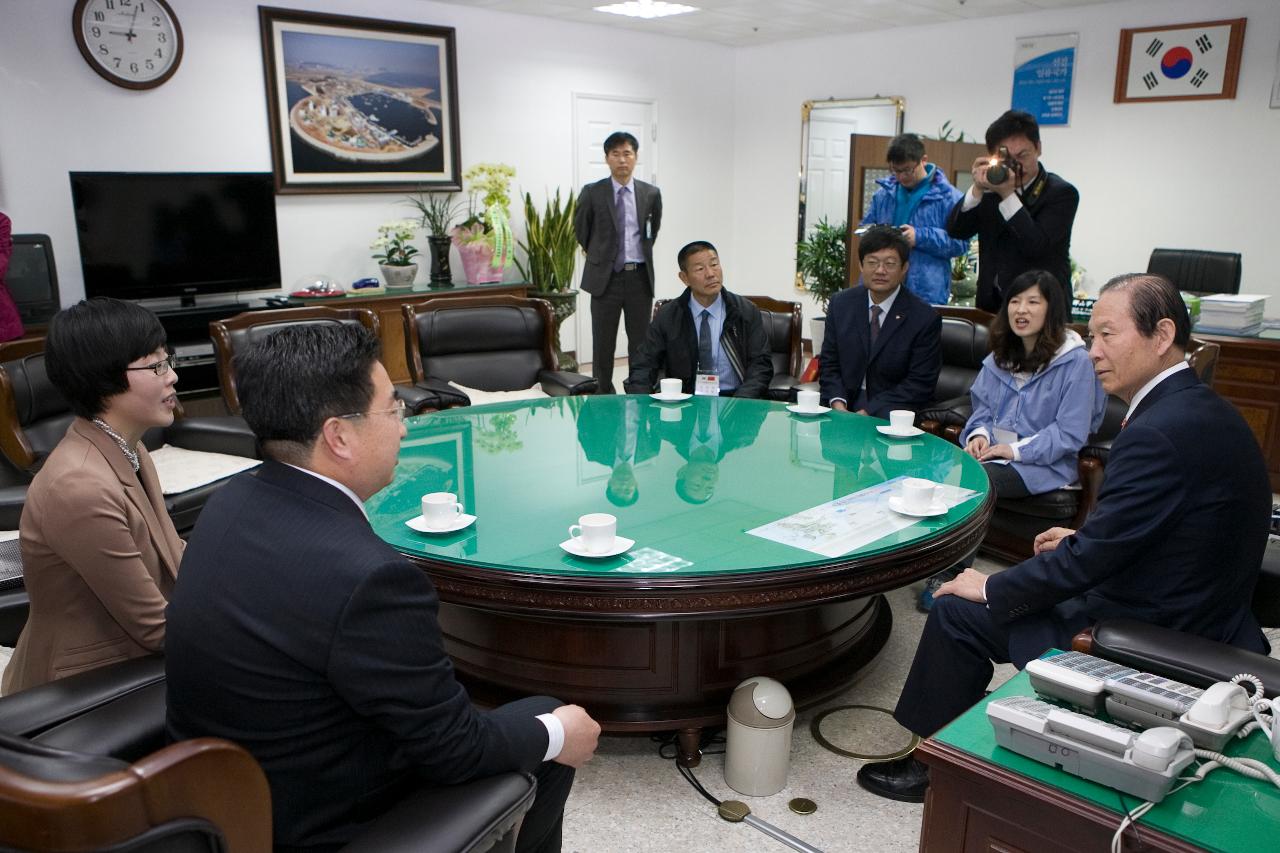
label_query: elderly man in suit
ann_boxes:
[819,225,942,418]
[165,324,600,852]
[575,130,662,394]
[857,273,1271,804]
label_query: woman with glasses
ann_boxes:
[2,298,184,694]
[918,270,1105,611]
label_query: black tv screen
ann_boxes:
[69,172,281,303]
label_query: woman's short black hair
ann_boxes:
[989,270,1067,374]
[46,298,167,419]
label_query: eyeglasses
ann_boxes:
[125,354,176,377]
[862,259,902,272]
[889,162,920,177]
[337,399,407,423]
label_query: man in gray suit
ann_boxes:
[575,131,663,394]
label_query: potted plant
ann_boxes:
[407,189,459,285]
[795,217,848,354]
[515,188,580,369]
[452,163,516,284]
[948,239,978,306]
[370,219,421,289]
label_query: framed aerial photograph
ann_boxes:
[258,7,462,194]
[1114,18,1246,104]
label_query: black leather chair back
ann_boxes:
[931,317,991,404]
[744,296,803,380]
[409,298,553,391]
[0,352,73,475]
[1147,248,1242,296]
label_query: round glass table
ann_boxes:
[369,395,992,764]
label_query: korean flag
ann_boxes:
[1125,22,1235,99]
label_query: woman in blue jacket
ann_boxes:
[961,270,1105,497]
[919,270,1104,611]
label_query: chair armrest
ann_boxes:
[0,484,27,530]
[339,771,536,853]
[767,374,801,402]
[1079,438,1112,464]
[918,396,972,429]
[165,416,260,459]
[396,383,441,415]
[1085,618,1280,700]
[414,379,470,408]
[33,681,167,762]
[538,371,597,397]
[0,656,165,740]
[0,586,29,647]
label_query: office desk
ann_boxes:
[370,396,992,764]
[918,666,1278,853]
[1197,328,1280,492]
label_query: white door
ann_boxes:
[572,94,657,382]
[806,115,858,234]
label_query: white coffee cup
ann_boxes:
[889,410,915,432]
[659,377,682,397]
[422,492,463,526]
[901,478,938,513]
[569,512,617,553]
[796,389,820,411]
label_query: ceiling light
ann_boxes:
[594,0,699,20]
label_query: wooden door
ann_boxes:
[846,135,988,285]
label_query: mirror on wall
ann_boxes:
[796,97,904,286]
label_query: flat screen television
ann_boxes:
[69,171,281,306]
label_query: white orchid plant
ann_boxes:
[370,219,421,266]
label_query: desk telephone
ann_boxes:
[986,650,1280,804]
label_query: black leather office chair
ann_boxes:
[1147,248,1242,296]
[0,658,538,853]
[745,295,804,401]
[918,310,993,441]
[403,294,596,408]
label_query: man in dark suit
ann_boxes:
[625,241,773,399]
[857,274,1271,804]
[655,396,768,504]
[575,131,663,394]
[946,110,1079,312]
[575,395,661,506]
[165,325,600,852]
[819,225,942,418]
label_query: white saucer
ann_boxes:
[650,392,692,402]
[787,404,831,417]
[887,496,947,518]
[559,536,635,558]
[876,424,923,438]
[406,513,476,534]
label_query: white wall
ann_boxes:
[731,0,1280,318]
[0,0,735,354]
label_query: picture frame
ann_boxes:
[258,6,462,194]
[1114,18,1246,104]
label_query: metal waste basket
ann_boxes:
[724,676,794,796]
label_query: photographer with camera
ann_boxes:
[946,110,1078,313]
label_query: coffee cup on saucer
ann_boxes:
[889,410,916,432]
[568,512,617,554]
[796,389,821,411]
[422,492,463,526]
[900,478,938,513]
[659,377,682,398]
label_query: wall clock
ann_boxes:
[73,0,184,90]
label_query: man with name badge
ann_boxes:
[819,225,941,418]
[625,241,772,399]
[856,274,1271,804]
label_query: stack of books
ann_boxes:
[1195,294,1267,336]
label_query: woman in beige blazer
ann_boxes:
[2,298,184,694]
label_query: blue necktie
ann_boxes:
[698,309,713,372]
[613,186,629,272]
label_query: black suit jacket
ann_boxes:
[575,395,661,467]
[818,285,942,418]
[574,176,662,296]
[946,167,1079,312]
[165,462,551,849]
[986,369,1270,651]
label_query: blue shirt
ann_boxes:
[688,294,736,391]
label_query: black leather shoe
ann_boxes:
[856,754,929,803]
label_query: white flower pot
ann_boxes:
[380,263,418,289]
[810,316,826,357]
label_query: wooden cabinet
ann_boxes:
[1199,331,1280,491]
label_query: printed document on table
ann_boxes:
[747,476,981,557]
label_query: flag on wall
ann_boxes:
[1116,19,1246,102]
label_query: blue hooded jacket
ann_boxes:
[861,166,968,305]
[960,330,1106,494]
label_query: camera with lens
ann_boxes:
[985,146,1023,186]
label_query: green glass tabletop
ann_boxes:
[367,395,989,577]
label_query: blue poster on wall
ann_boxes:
[1011,33,1078,126]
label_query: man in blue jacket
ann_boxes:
[860,133,968,305]
[857,273,1270,804]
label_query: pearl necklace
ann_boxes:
[91,418,140,473]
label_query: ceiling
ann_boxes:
[428,0,1122,47]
